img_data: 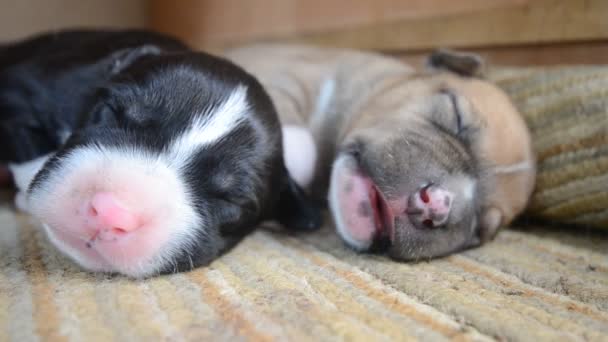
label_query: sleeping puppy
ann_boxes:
[0,31,319,278]
[227,45,536,259]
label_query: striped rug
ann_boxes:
[1,196,607,341]
[490,66,608,230]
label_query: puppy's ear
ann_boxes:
[100,45,162,75]
[276,168,323,231]
[78,95,118,129]
[478,207,503,243]
[427,49,485,77]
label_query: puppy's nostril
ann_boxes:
[89,206,98,217]
[111,227,128,235]
[419,185,431,203]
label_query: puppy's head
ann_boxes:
[330,50,535,259]
[27,51,316,278]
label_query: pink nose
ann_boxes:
[86,192,140,238]
[408,184,453,228]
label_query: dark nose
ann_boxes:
[407,184,454,229]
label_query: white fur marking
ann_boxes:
[8,153,52,193]
[8,153,53,212]
[282,125,316,188]
[168,85,249,167]
[312,78,336,120]
[492,160,533,174]
[462,178,476,201]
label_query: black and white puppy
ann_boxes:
[0,30,319,278]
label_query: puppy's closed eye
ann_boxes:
[91,86,165,127]
[431,89,478,143]
[441,89,464,134]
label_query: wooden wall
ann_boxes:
[0,0,147,41]
[1,1,605,66]
[149,0,608,66]
[149,0,524,49]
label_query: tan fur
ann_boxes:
[227,44,535,239]
[448,76,535,235]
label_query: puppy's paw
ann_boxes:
[276,168,323,231]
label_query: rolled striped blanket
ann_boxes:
[491,66,608,229]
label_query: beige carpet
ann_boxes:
[1,191,607,341]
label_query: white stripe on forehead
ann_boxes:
[168,85,249,167]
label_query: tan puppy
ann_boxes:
[227,45,536,259]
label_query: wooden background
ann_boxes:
[0,1,605,66]
[0,0,146,41]
[149,0,608,66]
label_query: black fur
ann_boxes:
[1,29,320,275]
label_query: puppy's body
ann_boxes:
[1,31,318,278]
[228,46,415,196]
[227,45,535,259]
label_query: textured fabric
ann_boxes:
[1,196,607,341]
[489,67,608,229]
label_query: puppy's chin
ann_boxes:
[27,146,203,278]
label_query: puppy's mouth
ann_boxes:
[368,182,395,243]
[329,153,397,251]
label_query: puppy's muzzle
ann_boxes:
[407,184,453,229]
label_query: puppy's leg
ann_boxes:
[8,153,53,212]
[271,77,337,190]
[263,85,322,230]
[264,83,318,189]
